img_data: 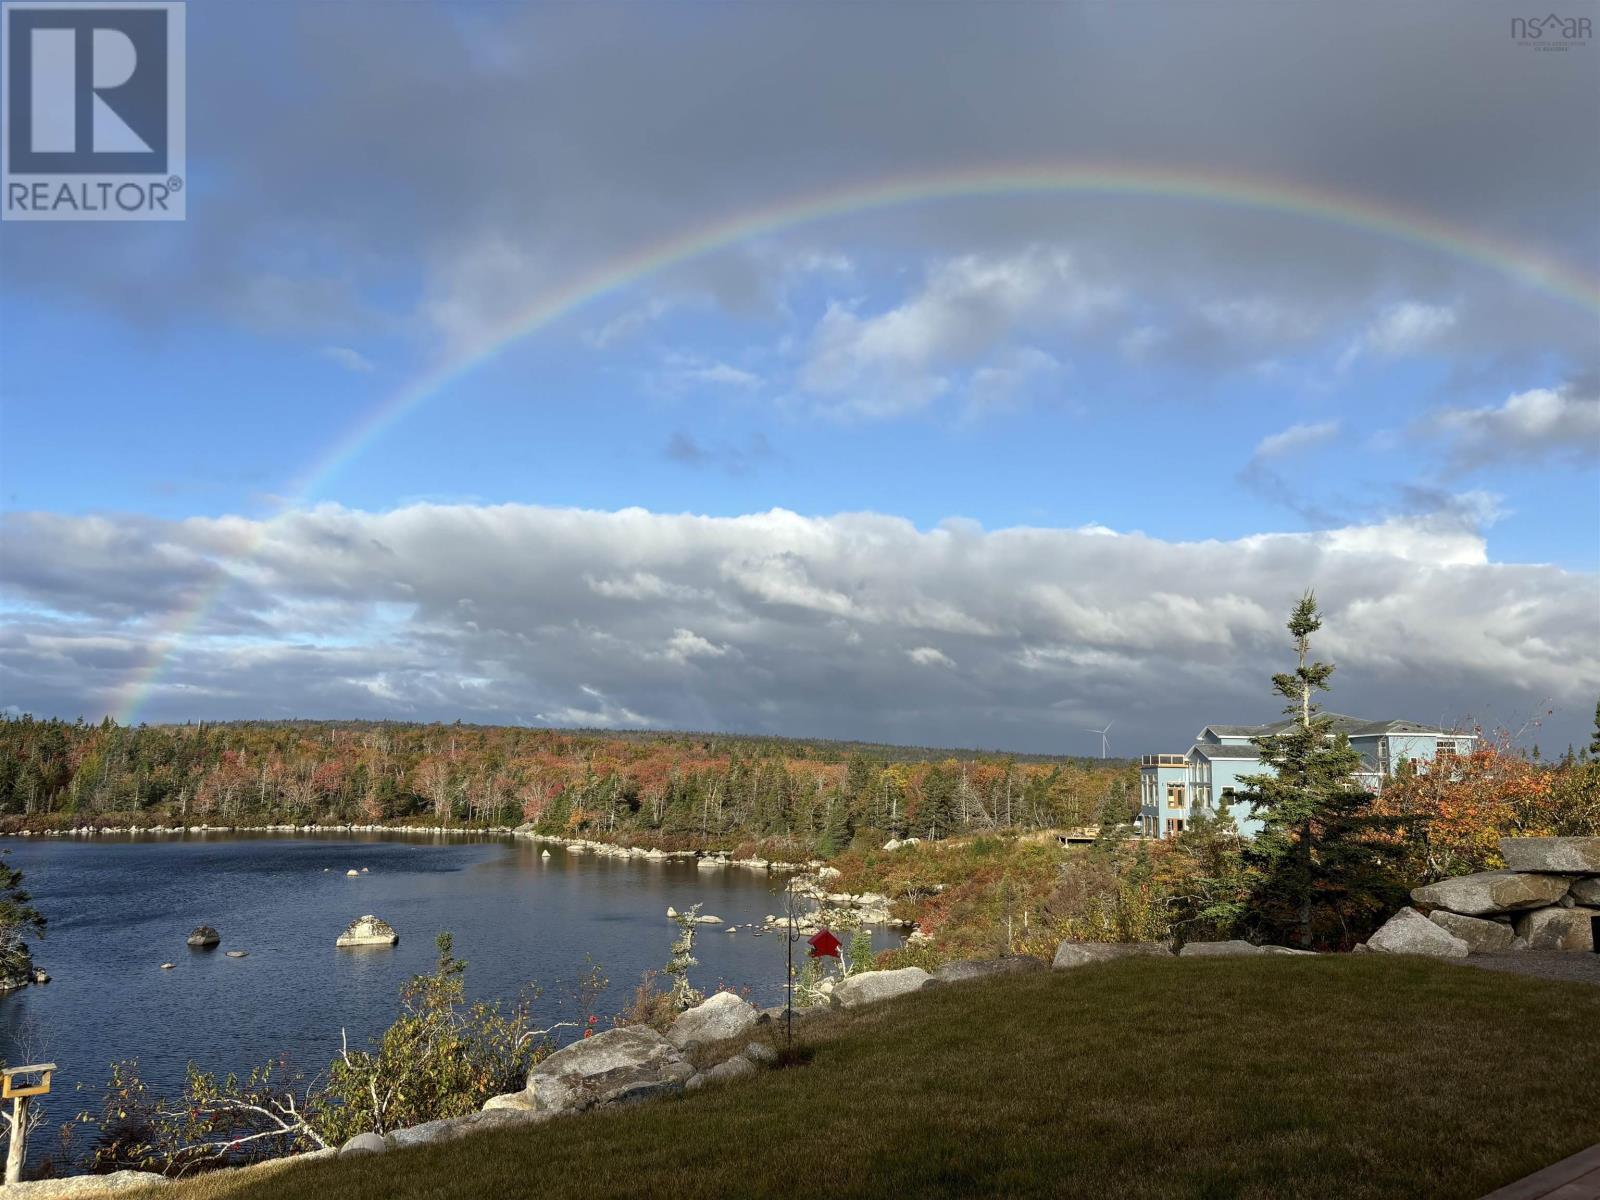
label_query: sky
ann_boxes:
[1,2,1597,756]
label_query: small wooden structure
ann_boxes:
[3,1063,54,1184]
[1020,826,1101,848]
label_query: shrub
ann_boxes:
[309,933,550,1144]
[71,1058,323,1177]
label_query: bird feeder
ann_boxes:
[2,1063,54,1184]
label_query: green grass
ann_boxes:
[166,956,1598,1200]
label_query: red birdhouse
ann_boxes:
[807,929,842,959]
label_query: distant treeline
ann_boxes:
[0,716,1136,851]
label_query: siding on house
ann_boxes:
[1138,713,1473,840]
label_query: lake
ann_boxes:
[0,832,886,1165]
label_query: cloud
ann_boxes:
[653,353,763,394]
[0,1,1593,396]
[1427,379,1600,471]
[322,345,375,373]
[1,501,1593,752]
[961,347,1067,420]
[1339,301,1459,370]
[1238,420,1345,523]
[1252,420,1342,460]
[663,431,779,476]
[662,628,731,664]
[584,297,681,349]
[907,646,956,669]
[798,248,1119,419]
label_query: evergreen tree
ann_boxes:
[817,790,854,857]
[921,764,959,840]
[1238,592,1408,949]
[1588,698,1600,760]
[0,850,45,986]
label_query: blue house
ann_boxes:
[1139,714,1475,840]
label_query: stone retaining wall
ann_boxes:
[1366,837,1599,958]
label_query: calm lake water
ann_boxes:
[0,833,885,1160]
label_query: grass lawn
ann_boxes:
[164,956,1598,1200]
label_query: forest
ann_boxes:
[0,717,1136,853]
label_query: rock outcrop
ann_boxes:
[667,990,759,1049]
[929,956,1047,985]
[336,915,398,947]
[1410,872,1570,917]
[831,966,932,1008]
[1178,940,1263,957]
[3,1170,172,1195]
[338,1132,386,1156]
[1516,906,1597,952]
[1052,941,1172,970]
[1427,910,1516,954]
[519,1026,694,1116]
[1367,907,1470,958]
[386,1107,542,1149]
[1498,836,1600,874]
[685,1055,757,1091]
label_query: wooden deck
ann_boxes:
[1481,1144,1600,1200]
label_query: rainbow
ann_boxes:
[112,161,1600,724]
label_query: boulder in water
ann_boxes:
[224,950,248,958]
[337,914,399,948]
[186,925,220,948]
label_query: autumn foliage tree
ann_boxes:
[1374,728,1597,881]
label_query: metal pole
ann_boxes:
[6,1095,27,1185]
[786,878,794,1048]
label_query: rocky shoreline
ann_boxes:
[0,821,820,873]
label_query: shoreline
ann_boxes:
[0,821,815,873]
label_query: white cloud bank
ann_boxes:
[1,503,1594,752]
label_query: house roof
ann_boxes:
[1199,713,1470,741]
[1188,743,1262,761]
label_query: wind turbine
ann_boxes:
[1086,721,1113,759]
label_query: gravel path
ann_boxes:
[1455,952,1600,987]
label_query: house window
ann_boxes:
[1165,818,1185,837]
[1221,786,1236,805]
[1166,783,1185,809]
[1435,739,1458,759]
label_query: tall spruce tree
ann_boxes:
[1588,698,1600,760]
[1237,591,1407,949]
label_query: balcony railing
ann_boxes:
[1140,754,1187,767]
